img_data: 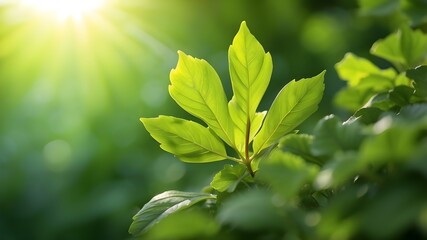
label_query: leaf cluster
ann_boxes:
[130,21,427,240]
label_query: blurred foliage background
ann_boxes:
[0,0,422,239]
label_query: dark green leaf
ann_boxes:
[360,120,419,164]
[358,179,427,239]
[217,189,282,231]
[364,92,396,110]
[358,0,400,16]
[388,85,414,106]
[406,65,427,98]
[257,151,319,199]
[398,103,427,121]
[144,209,220,240]
[351,107,384,124]
[314,152,362,189]
[311,115,365,157]
[129,191,216,237]
[279,134,324,165]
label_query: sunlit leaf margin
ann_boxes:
[141,21,325,175]
[169,51,235,148]
[140,116,229,163]
[253,71,325,154]
[228,21,273,154]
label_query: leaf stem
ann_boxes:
[244,117,255,177]
[226,156,243,163]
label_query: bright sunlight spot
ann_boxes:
[19,0,105,21]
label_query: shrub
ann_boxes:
[130,20,427,240]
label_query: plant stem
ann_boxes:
[245,118,255,177]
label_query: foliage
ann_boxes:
[131,18,427,240]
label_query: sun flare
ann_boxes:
[19,0,106,21]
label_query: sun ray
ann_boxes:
[18,0,106,21]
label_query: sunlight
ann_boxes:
[19,0,105,21]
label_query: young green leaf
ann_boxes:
[229,100,266,151]
[141,116,228,163]
[253,71,325,154]
[228,21,273,149]
[129,191,216,237]
[169,51,235,147]
[335,53,396,87]
[370,26,427,69]
[210,164,249,192]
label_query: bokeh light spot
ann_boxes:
[43,139,72,172]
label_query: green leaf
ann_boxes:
[278,134,324,165]
[370,26,427,69]
[398,103,427,121]
[311,115,365,157]
[144,209,220,240]
[388,85,414,106]
[364,92,396,110]
[358,0,400,16]
[257,151,319,200]
[210,164,249,192]
[335,53,396,87]
[357,179,427,240]
[350,107,384,124]
[406,65,427,98]
[334,87,376,112]
[314,152,362,189]
[229,100,266,152]
[217,189,282,231]
[129,191,216,237]
[141,116,228,163]
[253,71,325,154]
[360,121,418,164]
[169,51,235,147]
[228,21,273,150]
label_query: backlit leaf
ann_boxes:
[253,71,325,154]
[141,116,228,163]
[371,26,427,69]
[129,191,216,237]
[335,53,396,87]
[228,21,273,150]
[169,51,235,147]
[210,164,249,192]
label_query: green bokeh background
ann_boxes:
[0,0,401,239]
